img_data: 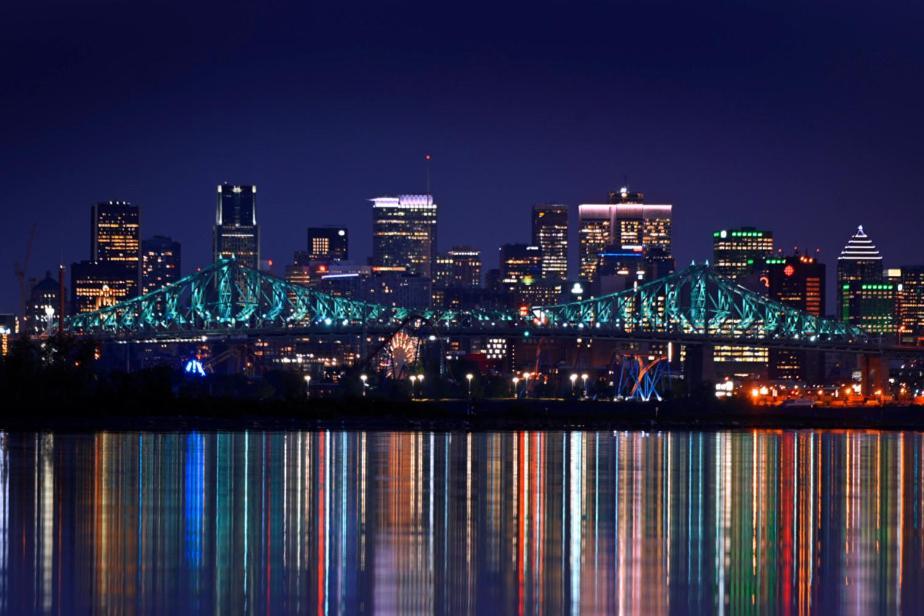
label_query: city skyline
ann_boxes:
[5,2,924,314]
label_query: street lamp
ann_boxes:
[522,372,531,399]
[44,305,55,334]
[512,376,520,398]
[466,373,474,398]
[360,373,368,397]
[409,375,417,398]
[303,374,311,399]
[417,374,424,398]
[581,373,589,399]
[569,373,578,397]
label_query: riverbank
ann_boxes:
[3,397,924,432]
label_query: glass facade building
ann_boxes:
[371,195,438,278]
[214,184,259,269]
[836,225,882,316]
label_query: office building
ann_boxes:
[766,255,826,380]
[371,194,438,278]
[498,243,557,308]
[90,200,141,295]
[71,261,139,314]
[840,281,896,336]
[307,227,349,262]
[836,225,883,314]
[896,266,924,344]
[24,272,61,335]
[712,227,774,280]
[532,204,568,284]
[214,184,259,269]
[432,246,482,308]
[578,187,672,292]
[141,235,181,294]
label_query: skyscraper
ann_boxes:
[214,184,259,269]
[578,188,672,292]
[712,227,774,280]
[71,201,141,313]
[531,204,568,284]
[897,266,924,344]
[836,225,883,311]
[141,235,181,294]
[24,272,61,335]
[767,255,826,380]
[307,227,349,262]
[371,194,438,278]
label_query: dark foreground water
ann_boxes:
[2,430,923,615]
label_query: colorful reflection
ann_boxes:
[0,429,923,613]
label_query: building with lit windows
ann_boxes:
[896,265,924,344]
[836,225,883,315]
[767,255,826,380]
[432,247,482,308]
[141,235,181,294]
[24,272,61,335]
[371,194,438,278]
[213,184,259,269]
[712,227,774,280]
[307,227,348,262]
[497,243,557,308]
[841,282,896,336]
[532,204,568,285]
[71,200,142,314]
[578,187,672,292]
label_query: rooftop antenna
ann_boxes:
[425,153,432,197]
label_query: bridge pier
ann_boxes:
[683,344,715,391]
[860,353,887,396]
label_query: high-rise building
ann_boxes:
[896,265,924,344]
[578,188,672,292]
[141,235,181,294]
[840,281,896,336]
[767,255,826,380]
[432,247,482,308]
[24,272,61,335]
[499,244,542,286]
[214,184,259,269]
[836,225,883,314]
[371,194,438,278]
[71,200,141,314]
[307,227,349,262]
[712,227,774,280]
[532,204,568,284]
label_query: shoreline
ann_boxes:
[3,398,924,432]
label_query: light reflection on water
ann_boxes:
[1,429,923,614]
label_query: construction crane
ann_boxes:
[14,224,37,318]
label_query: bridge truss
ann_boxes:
[65,258,874,352]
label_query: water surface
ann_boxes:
[2,429,923,614]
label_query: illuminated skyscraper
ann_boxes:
[531,204,568,284]
[141,235,181,294]
[307,227,348,262]
[836,225,882,313]
[72,200,141,313]
[371,194,438,278]
[766,255,826,380]
[896,265,924,344]
[213,184,259,269]
[712,227,774,280]
[841,282,896,336]
[578,187,672,291]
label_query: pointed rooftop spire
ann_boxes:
[838,225,882,261]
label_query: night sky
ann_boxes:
[3,0,924,313]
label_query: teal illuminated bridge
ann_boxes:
[65,258,876,351]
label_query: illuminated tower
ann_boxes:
[213,184,259,269]
[578,187,672,292]
[836,225,882,311]
[531,204,568,285]
[371,194,438,278]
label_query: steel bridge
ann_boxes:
[64,257,891,354]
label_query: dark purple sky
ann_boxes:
[3,0,924,312]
